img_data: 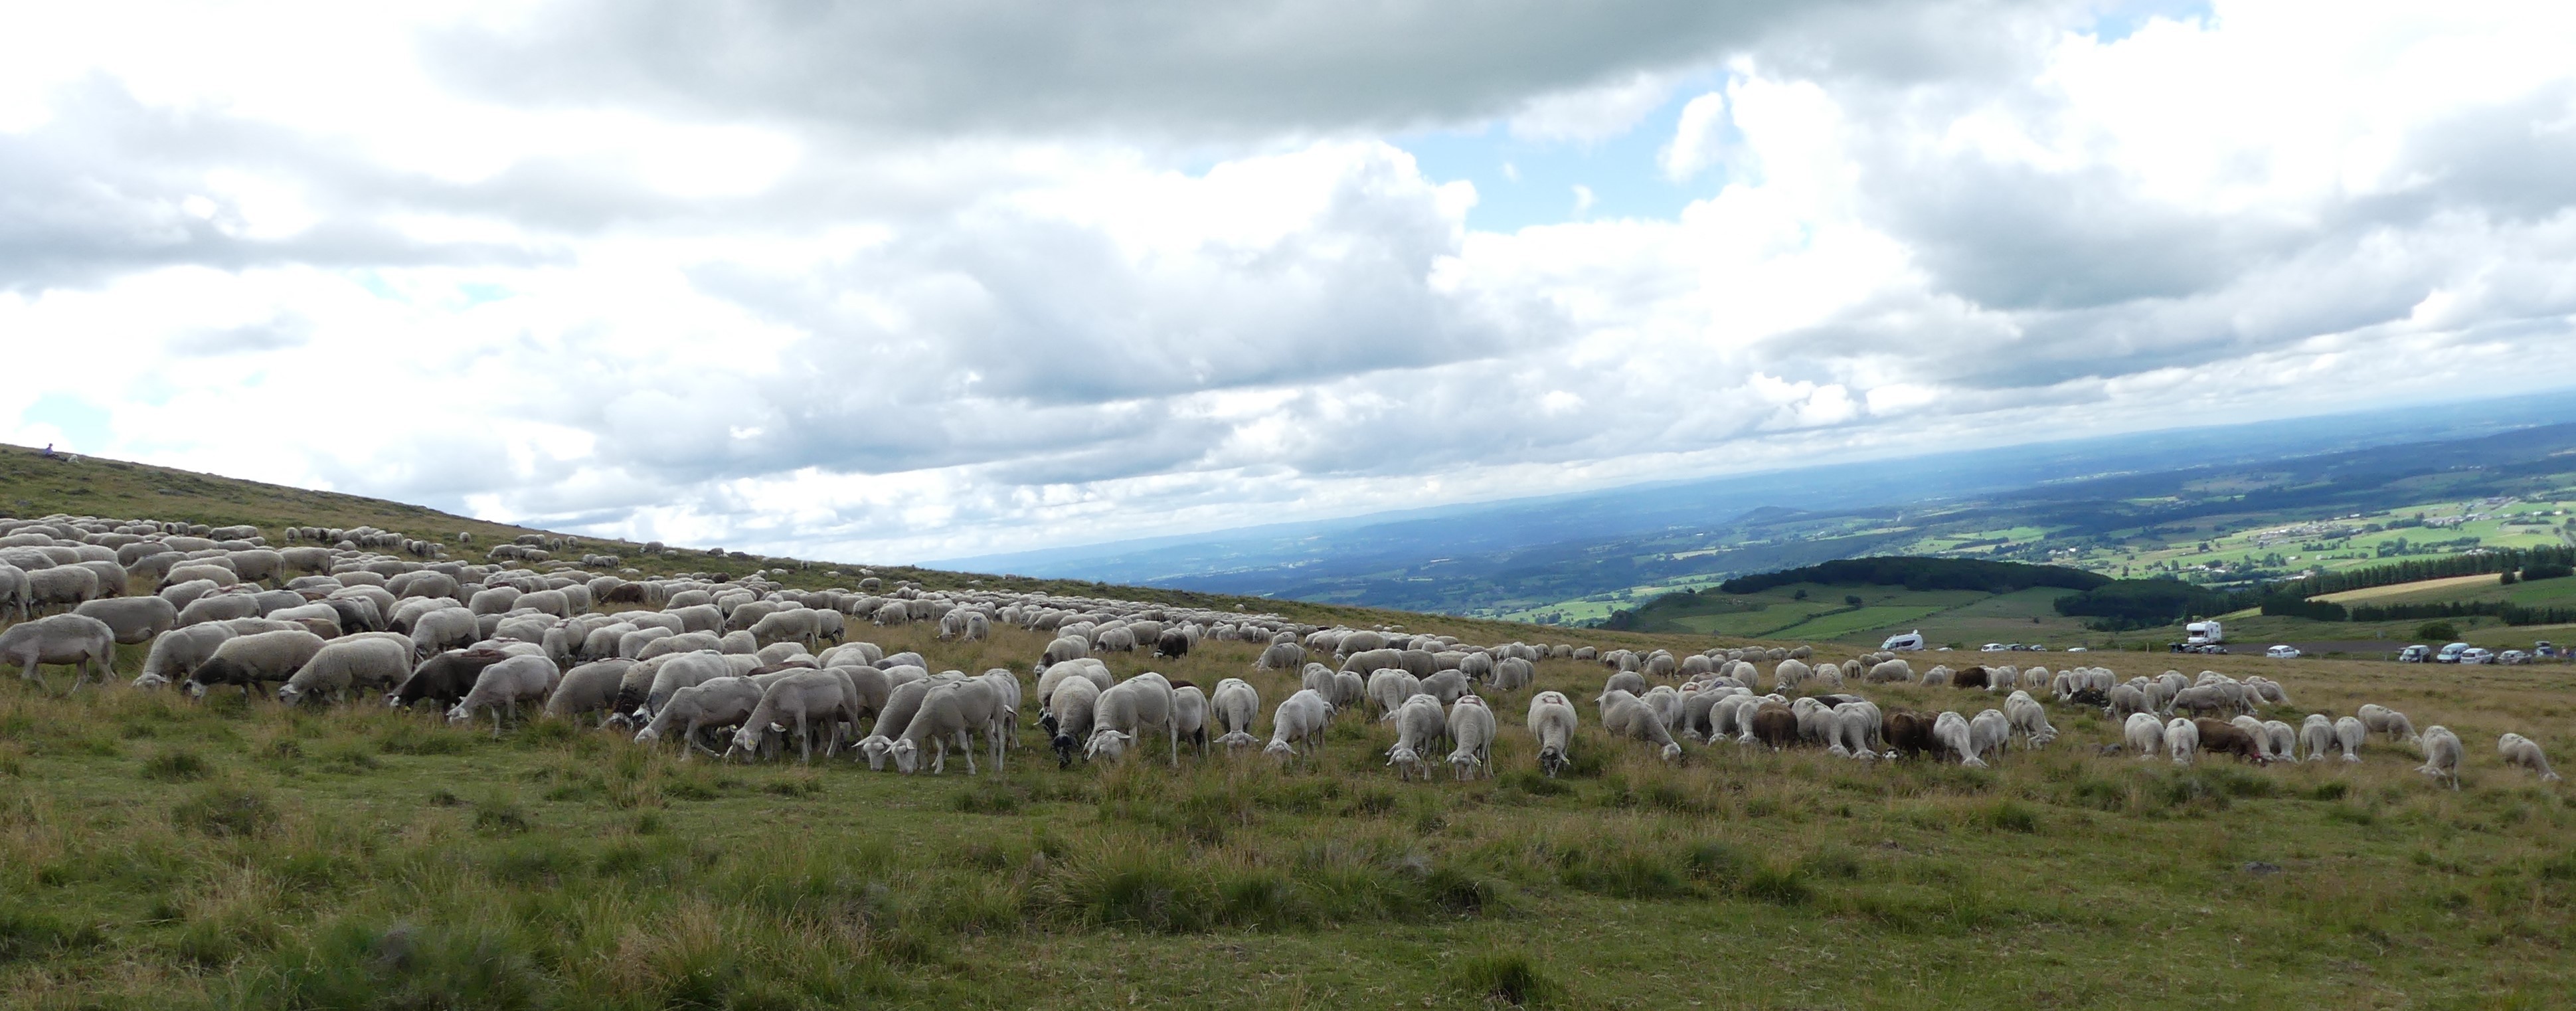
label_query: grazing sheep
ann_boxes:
[545,660,635,726]
[1770,658,1812,693]
[279,635,410,705]
[2358,704,2420,745]
[888,682,991,775]
[2164,717,2200,765]
[1601,689,1684,761]
[731,670,859,763]
[1381,693,1448,779]
[1045,676,1102,768]
[1369,669,1424,719]
[1419,669,1473,705]
[1829,701,1884,760]
[140,623,236,686]
[2334,717,2367,763]
[1264,689,1335,763]
[2124,712,2166,759]
[636,677,765,759]
[177,592,260,628]
[1171,685,1209,756]
[1154,628,1192,659]
[2245,676,2290,707]
[1951,666,1989,690]
[1446,695,1496,779]
[1527,691,1579,777]
[186,628,327,699]
[2004,691,2056,747]
[408,607,479,660]
[1085,672,1177,765]
[2194,717,2269,763]
[1210,678,1260,750]
[390,649,510,711]
[2496,733,2561,782]
[2261,720,2297,763]
[74,596,176,644]
[1490,656,1535,691]
[644,652,734,718]
[1934,711,1982,767]
[1,614,118,690]
[1600,670,1648,702]
[1039,635,1088,670]
[1968,709,2012,765]
[2417,726,2463,788]
[27,565,102,614]
[1865,659,1913,684]
[446,654,560,737]
[2300,714,2335,761]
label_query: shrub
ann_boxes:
[2417,621,2460,642]
[140,747,211,782]
[1448,953,1565,1008]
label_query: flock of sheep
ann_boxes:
[0,511,2563,792]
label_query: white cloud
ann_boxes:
[1659,90,1729,180]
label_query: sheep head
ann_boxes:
[1085,729,1132,762]
[889,738,921,774]
[856,735,894,771]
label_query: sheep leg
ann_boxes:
[958,729,978,775]
[797,713,812,765]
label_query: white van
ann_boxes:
[1881,631,1927,652]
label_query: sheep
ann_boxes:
[408,607,479,660]
[2417,725,2463,788]
[1491,656,1535,691]
[446,654,560,737]
[643,651,734,718]
[1171,684,1209,756]
[177,592,260,628]
[1045,676,1101,768]
[2170,685,2239,718]
[1154,628,1191,659]
[1829,701,1884,760]
[636,677,765,759]
[1369,669,1424,719]
[2122,712,2166,759]
[139,623,236,686]
[1,614,118,690]
[1039,634,1088,670]
[1770,658,1812,693]
[1884,710,1939,758]
[390,648,511,711]
[2358,704,2420,745]
[2193,717,2269,763]
[1035,657,1112,709]
[2165,717,2200,765]
[1968,709,2012,765]
[278,635,410,705]
[1527,691,1577,777]
[1600,670,1647,701]
[74,596,177,644]
[1865,659,1913,684]
[1385,693,1449,780]
[1299,662,1337,701]
[892,682,983,775]
[2334,717,2367,763]
[2261,720,2297,763]
[2244,676,2290,707]
[1264,688,1334,763]
[1446,694,1496,779]
[2299,714,2336,761]
[2497,733,2561,782]
[186,628,327,699]
[1934,711,1983,767]
[1600,689,1683,761]
[1419,669,1473,705]
[730,670,857,763]
[545,659,636,726]
[27,565,102,614]
[1210,678,1260,750]
[2004,690,2055,747]
[1085,672,1178,765]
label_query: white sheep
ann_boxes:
[2358,704,2420,745]
[74,596,177,644]
[139,623,236,686]
[446,654,560,736]
[2004,690,2055,748]
[1210,678,1261,750]
[1600,688,1683,762]
[730,670,858,763]
[1264,688,1334,763]
[1369,668,1423,720]
[1085,672,1177,765]
[1446,694,1496,780]
[1172,684,1209,756]
[2417,725,2463,789]
[2497,733,2561,782]
[185,628,327,698]
[545,659,635,727]
[1968,709,2012,765]
[2261,720,2297,763]
[2124,712,2166,759]
[1527,691,1578,777]
[278,635,410,705]
[2299,714,2335,761]
[2165,717,2200,765]
[1386,693,1448,780]
[893,682,986,775]
[2334,716,2367,763]
[636,677,765,759]
[1,614,118,690]
[1828,701,1883,761]
[1044,676,1102,767]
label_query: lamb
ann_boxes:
[2496,733,2561,781]
[2124,712,2166,759]
[635,677,766,759]
[2164,717,2200,765]
[545,659,636,726]
[1,614,118,690]
[2358,704,2419,745]
[1264,688,1334,763]
[1934,711,1982,767]
[1085,672,1178,765]
[1385,693,1449,780]
[74,596,177,644]
[1045,676,1102,768]
[2299,714,2335,761]
[390,648,511,711]
[278,635,410,705]
[1600,689,1684,761]
[139,623,236,686]
[1446,694,1496,780]
[2193,717,2269,763]
[729,670,859,763]
[185,628,327,698]
[1968,709,2012,765]
[2417,725,2463,789]
[1210,678,1261,750]
[1527,691,1578,777]
[446,654,560,736]
[2004,690,2056,747]
[2334,717,2367,763]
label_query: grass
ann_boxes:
[3,618,2575,1008]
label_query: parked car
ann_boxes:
[2499,650,2531,665]
[2535,640,2557,659]
[2397,644,2432,663]
[1980,643,2010,652]
[2065,646,2089,653]
[2266,644,2302,659]
[2437,642,2472,663]
[2460,647,2496,665]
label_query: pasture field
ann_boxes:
[5,622,2575,1009]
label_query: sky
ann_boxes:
[5,0,2575,564]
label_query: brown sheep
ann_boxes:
[2193,717,2270,764]
[1883,709,1938,758]
[1953,666,1990,689]
[1750,703,1800,750]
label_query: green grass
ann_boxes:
[5,620,2576,1007]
